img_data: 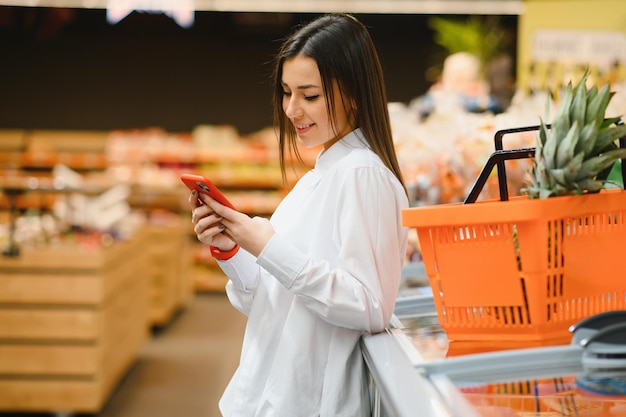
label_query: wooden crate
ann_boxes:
[145,216,194,327]
[0,233,150,414]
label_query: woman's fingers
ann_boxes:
[194,210,222,232]
[198,193,236,219]
[188,190,201,208]
[191,203,214,224]
[190,192,241,250]
[196,222,225,243]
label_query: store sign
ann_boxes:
[532,29,626,70]
[106,0,195,28]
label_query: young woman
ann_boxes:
[190,13,408,417]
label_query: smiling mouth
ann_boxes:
[295,123,314,131]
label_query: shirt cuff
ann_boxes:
[257,234,308,289]
[216,247,259,292]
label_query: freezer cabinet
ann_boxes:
[362,295,626,417]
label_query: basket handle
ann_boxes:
[464,120,626,204]
[464,148,535,203]
[493,124,546,201]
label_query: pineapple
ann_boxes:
[525,72,626,199]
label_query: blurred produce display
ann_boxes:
[394,76,626,207]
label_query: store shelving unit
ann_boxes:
[0,128,316,294]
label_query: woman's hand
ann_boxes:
[189,190,236,251]
[189,190,275,257]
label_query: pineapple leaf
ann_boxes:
[570,77,587,128]
[542,129,559,171]
[555,85,573,121]
[538,118,549,146]
[574,148,626,181]
[586,84,598,110]
[576,178,605,193]
[576,119,598,156]
[591,124,626,155]
[555,120,579,167]
[586,83,610,126]
[549,168,567,186]
[598,91,616,127]
[539,188,555,199]
[600,116,622,130]
[563,151,585,182]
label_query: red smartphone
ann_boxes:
[180,174,236,210]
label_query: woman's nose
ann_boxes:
[284,97,302,119]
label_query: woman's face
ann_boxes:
[281,55,355,150]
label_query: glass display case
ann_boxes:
[362,293,626,417]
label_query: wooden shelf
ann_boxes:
[0,232,151,414]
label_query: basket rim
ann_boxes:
[402,188,626,228]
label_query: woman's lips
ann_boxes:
[295,123,314,134]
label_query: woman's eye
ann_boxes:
[305,95,319,101]
[282,91,292,97]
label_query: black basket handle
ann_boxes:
[464,147,536,204]
[494,124,546,201]
[464,120,626,204]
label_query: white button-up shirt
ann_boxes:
[217,129,409,417]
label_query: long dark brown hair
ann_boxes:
[272,13,406,194]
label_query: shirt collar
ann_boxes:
[313,128,368,175]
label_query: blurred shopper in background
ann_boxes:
[190,13,408,416]
[411,51,504,119]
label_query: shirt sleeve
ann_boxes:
[216,247,260,316]
[257,165,408,333]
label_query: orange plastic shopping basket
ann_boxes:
[402,124,626,343]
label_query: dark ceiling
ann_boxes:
[0,7,517,134]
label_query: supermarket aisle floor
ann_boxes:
[98,292,246,417]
